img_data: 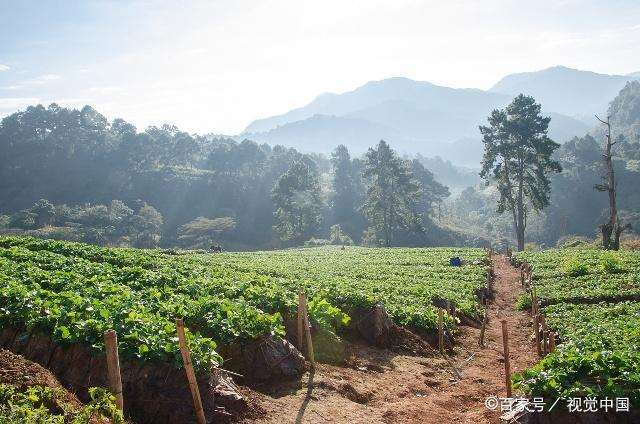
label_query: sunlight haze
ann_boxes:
[1,0,639,134]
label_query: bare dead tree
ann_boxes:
[594,115,631,250]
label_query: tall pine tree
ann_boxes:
[362,140,421,246]
[479,95,561,251]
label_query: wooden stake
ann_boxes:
[534,314,542,357]
[549,331,556,353]
[438,309,445,354]
[301,294,315,368]
[103,330,123,411]
[478,309,488,347]
[520,269,524,286]
[297,292,305,351]
[176,319,206,424]
[541,314,548,356]
[501,320,512,397]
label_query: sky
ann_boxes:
[1,0,640,134]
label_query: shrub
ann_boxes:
[598,252,622,274]
[563,257,589,277]
[556,235,592,249]
[524,242,541,252]
[329,224,354,246]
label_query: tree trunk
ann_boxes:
[515,163,526,252]
[596,115,629,250]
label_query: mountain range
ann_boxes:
[241,66,639,167]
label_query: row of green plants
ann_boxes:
[513,250,640,406]
[514,249,640,308]
[193,245,490,326]
[0,236,489,376]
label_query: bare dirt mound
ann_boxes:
[239,254,538,423]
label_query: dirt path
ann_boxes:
[241,255,538,423]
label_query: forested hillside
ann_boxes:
[0,104,461,250]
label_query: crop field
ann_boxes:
[0,236,489,376]
[513,249,640,406]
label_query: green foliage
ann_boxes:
[329,145,366,241]
[556,235,594,249]
[479,95,562,250]
[563,257,589,277]
[272,158,323,244]
[0,384,124,423]
[514,301,640,405]
[515,249,640,306]
[599,252,622,274]
[513,248,640,405]
[329,224,353,246]
[307,298,351,332]
[2,199,164,248]
[609,81,640,145]
[362,140,422,246]
[0,236,489,369]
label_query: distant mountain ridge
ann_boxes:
[490,65,639,118]
[241,67,638,166]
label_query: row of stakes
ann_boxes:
[101,292,318,424]
[521,264,557,357]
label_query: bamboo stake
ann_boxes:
[438,309,445,354]
[301,294,315,368]
[103,330,123,411]
[541,314,549,356]
[297,292,305,351]
[549,331,556,353]
[534,314,542,357]
[176,319,206,424]
[501,320,512,397]
[478,309,488,347]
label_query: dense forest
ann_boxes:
[0,104,455,249]
[1,82,639,250]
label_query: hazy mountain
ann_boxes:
[490,66,639,118]
[243,113,408,154]
[244,77,509,136]
[243,78,510,163]
[243,67,622,166]
[548,112,590,142]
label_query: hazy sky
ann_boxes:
[1,0,639,134]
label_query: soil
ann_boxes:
[0,347,83,410]
[239,254,538,424]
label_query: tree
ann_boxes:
[329,145,363,239]
[130,203,164,248]
[29,199,55,227]
[361,140,421,246]
[594,115,631,250]
[409,160,450,221]
[271,158,323,244]
[479,95,562,251]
